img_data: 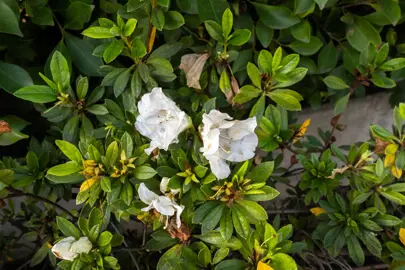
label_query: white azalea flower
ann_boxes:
[160,177,181,195]
[138,182,184,228]
[52,236,92,261]
[135,88,190,155]
[200,110,258,179]
[70,237,92,254]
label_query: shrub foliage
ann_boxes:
[1,0,405,269]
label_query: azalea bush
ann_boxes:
[1,0,405,269]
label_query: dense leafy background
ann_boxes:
[1,0,405,269]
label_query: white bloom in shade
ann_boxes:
[135,88,189,155]
[160,177,181,195]
[70,237,92,254]
[138,182,184,228]
[200,110,258,179]
[52,237,92,261]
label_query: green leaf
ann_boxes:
[76,76,88,100]
[360,230,382,257]
[347,235,364,266]
[193,202,220,224]
[14,85,57,103]
[233,85,261,104]
[222,8,233,39]
[97,231,113,246]
[228,29,251,46]
[323,76,350,89]
[318,41,338,74]
[50,51,70,89]
[56,140,83,162]
[346,16,382,52]
[65,2,94,30]
[205,20,224,42]
[202,204,226,233]
[163,11,185,30]
[219,70,231,94]
[258,50,273,74]
[149,42,182,59]
[247,161,274,182]
[334,94,350,115]
[215,259,247,270]
[0,62,33,94]
[236,200,268,220]
[289,36,323,56]
[152,8,165,31]
[105,99,125,120]
[373,213,402,226]
[378,0,401,26]
[213,248,229,265]
[270,253,297,270]
[47,161,82,176]
[231,207,250,239]
[195,231,242,250]
[370,73,396,88]
[46,173,84,184]
[264,223,278,250]
[82,27,115,38]
[134,166,157,179]
[273,68,307,88]
[121,132,133,158]
[375,43,389,66]
[131,39,147,58]
[380,191,405,205]
[314,0,328,10]
[268,90,302,111]
[56,217,81,239]
[197,0,229,24]
[252,3,300,29]
[87,104,108,115]
[249,95,265,120]
[370,125,394,141]
[291,20,311,43]
[220,209,233,241]
[101,177,111,192]
[123,18,137,36]
[0,0,22,36]
[105,141,119,169]
[103,40,124,64]
[247,62,261,88]
[379,58,405,71]
[256,21,274,48]
[30,243,50,266]
[113,68,131,97]
[65,33,103,77]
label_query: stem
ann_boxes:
[6,187,76,220]
[110,222,140,270]
[181,25,209,42]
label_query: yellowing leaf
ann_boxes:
[399,228,405,247]
[293,119,311,143]
[385,143,398,155]
[310,207,327,216]
[257,261,273,270]
[385,154,396,168]
[392,166,402,179]
[80,177,98,192]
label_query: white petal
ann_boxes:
[160,177,170,194]
[201,128,220,156]
[206,154,230,179]
[52,237,77,261]
[201,110,232,137]
[70,237,92,254]
[227,117,257,140]
[141,203,155,212]
[138,183,159,204]
[219,133,258,162]
[173,203,185,228]
[153,196,175,216]
[135,88,189,154]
